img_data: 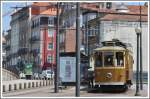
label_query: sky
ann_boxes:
[2,2,32,33]
[2,2,146,33]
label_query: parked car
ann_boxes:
[39,73,44,79]
[42,70,54,79]
[19,72,25,79]
[33,73,39,79]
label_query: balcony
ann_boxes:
[6,55,11,61]
[18,47,29,55]
[5,45,11,51]
[30,49,40,57]
[30,36,40,43]
[10,52,18,58]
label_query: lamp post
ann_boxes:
[135,27,142,96]
[139,4,143,90]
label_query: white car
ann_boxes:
[33,73,39,79]
[42,70,54,79]
[19,72,25,79]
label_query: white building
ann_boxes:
[10,7,32,67]
[88,4,148,72]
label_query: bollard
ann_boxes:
[32,82,34,88]
[9,84,12,91]
[49,79,51,85]
[19,83,22,89]
[28,82,31,88]
[43,80,45,86]
[24,83,26,89]
[51,79,54,85]
[14,84,17,90]
[3,85,5,92]
[46,79,48,86]
[36,82,38,87]
[40,81,42,87]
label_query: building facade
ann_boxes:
[8,2,59,73]
[10,6,32,71]
[30,2,58,72]
[87,4,148,72]
[2,35,6,68]
[59,2,117,53]
[5,29,11,68]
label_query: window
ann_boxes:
[32,21,34,28]
[48,28,54,37]
[48,17,54,26]
[95,52,103,67]
[48,43,53,50]
[60,33,65,43]
[104,52,114,67]
[40,17,48,25]
[47,55,53,63]
[115,52,124,67]
[106,2,112,9]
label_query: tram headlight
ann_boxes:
[106,72,112,79]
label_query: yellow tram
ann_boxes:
[92,39,133,91]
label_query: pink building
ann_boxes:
[31,2,59,72]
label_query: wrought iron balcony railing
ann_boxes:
[30,36,40,43]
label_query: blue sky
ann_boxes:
[2,2,32,32]
[2,2,146,32]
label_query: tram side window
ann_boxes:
[115,52,124,67]
[95,52,103,67]
[104,52,114,67]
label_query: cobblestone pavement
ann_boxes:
[2,84,148,98]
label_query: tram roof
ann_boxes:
[94,46,126,51]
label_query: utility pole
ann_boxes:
[76,2,80,97]
[139,4,143,90]
[55,2,60,93]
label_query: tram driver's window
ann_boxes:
[115,52,124,67]
[95,52,102,67]
[104,52,114,67]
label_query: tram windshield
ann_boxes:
[95,51,124,67]
[104,52,114,67]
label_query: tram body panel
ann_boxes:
[95,68,126,85]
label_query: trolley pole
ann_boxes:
[55,2,60,93]
[139,4,143,90]
[76,2,80,97]
[135,30,141,96]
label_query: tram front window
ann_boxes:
[95,52,102,67]
[104,52,114,67]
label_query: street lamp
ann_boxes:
[135,27,142,96]
[135,27,142,34]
